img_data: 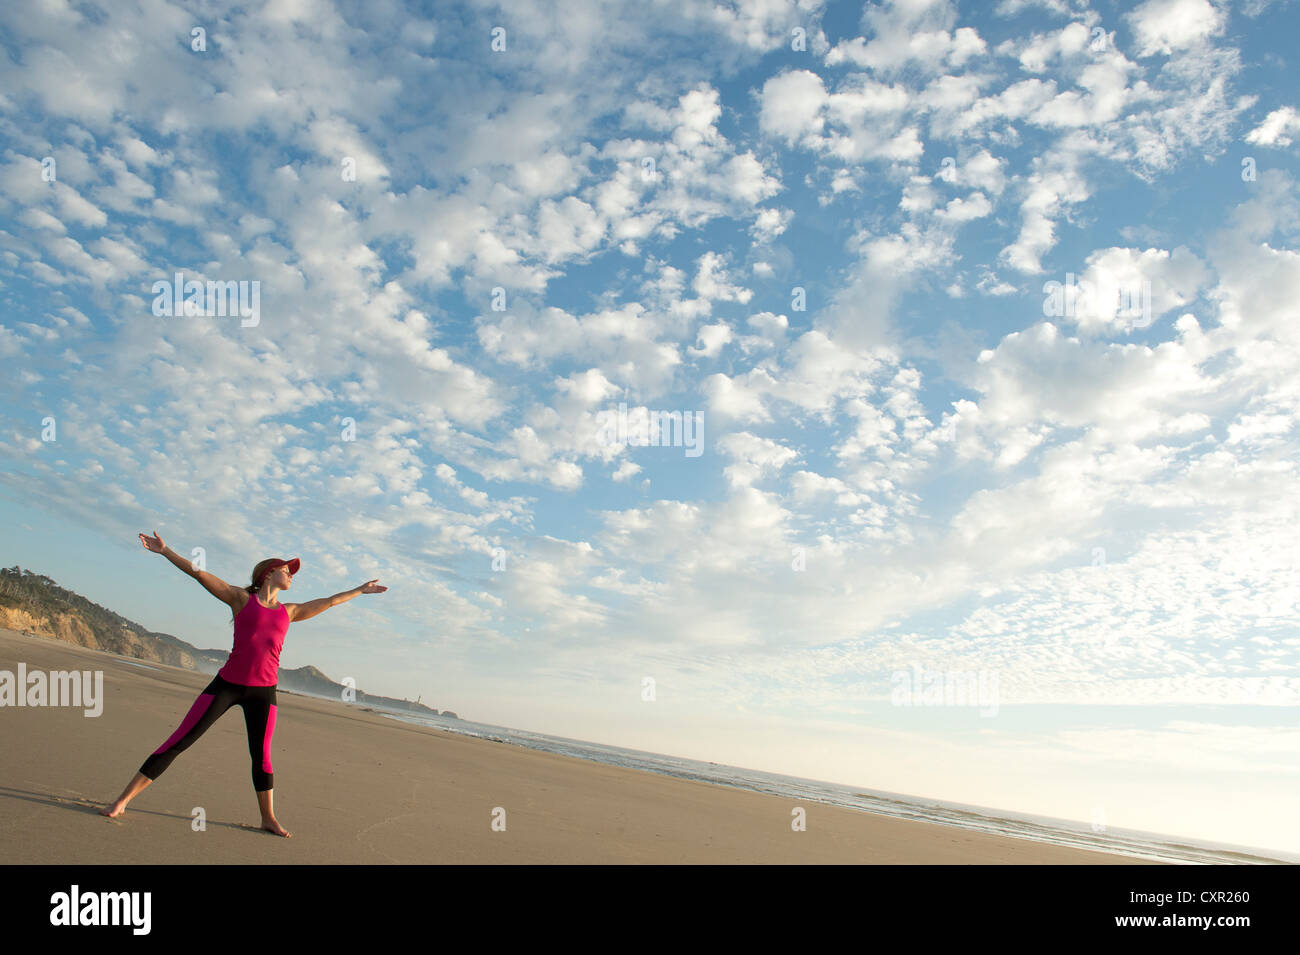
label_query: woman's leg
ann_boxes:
[138,677,238,778]
[239,685,290,837]
[256,789,290,838]
[102,678,237,817]
[100,771,151,817]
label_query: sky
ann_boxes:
[2,0,1299,855]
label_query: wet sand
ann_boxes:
[0,627,1156,864]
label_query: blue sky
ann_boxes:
[3,0,1300,853]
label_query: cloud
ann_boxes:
[4,0,1300,853]
[1046,245,1210,335]
[1246,106,1300,147]
[758,70,827,145]
[1000,138,1092,274]
[826,0,986,75]
[1127,0,1227,57]
[718,431,799,487]
[689,322,733,358]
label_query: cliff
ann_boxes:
[0,566,458,719]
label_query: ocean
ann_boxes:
[374,709,1297,865]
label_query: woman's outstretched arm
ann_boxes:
[287,580,387,623]
[139,530,242,608]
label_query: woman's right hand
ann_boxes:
[139,531,166,554]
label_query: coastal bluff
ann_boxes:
[0,566,457,719]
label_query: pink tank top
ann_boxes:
[217,594,289,686]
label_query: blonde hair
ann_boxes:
[230,558,279,623]
[248,558,280,592]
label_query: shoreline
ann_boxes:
[0,627,1161,864]
[375,709,1293,866]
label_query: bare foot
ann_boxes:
[261,818,292,837]
[100,802,126,818]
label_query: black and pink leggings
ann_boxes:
[139,675,278,792]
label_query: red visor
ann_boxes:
[256,557,300,588]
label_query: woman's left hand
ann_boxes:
[360,579,388,594]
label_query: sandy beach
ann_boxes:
[0,627,1155,864]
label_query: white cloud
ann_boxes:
[1049,245,1209,335]
[1000,140,1092,273]
[5,0,1300,856]
[690,322,733,358]
[758,69,827,145]
[718,431,800,487]
[1246,106,1300,147]
[1127,0,1226,57]
[692,250,753,305]
[826,0,986,75]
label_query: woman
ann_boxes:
[100,531,387,837]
